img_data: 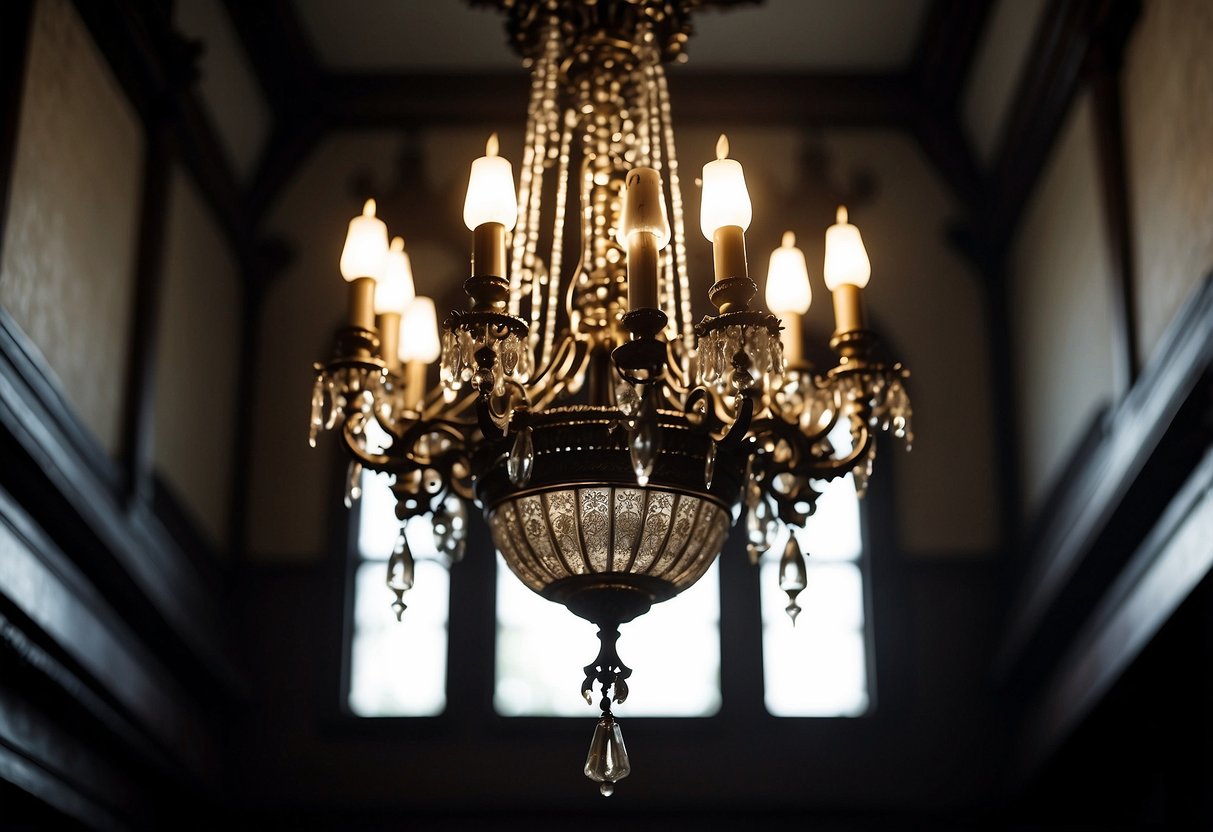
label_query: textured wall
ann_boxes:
[153,168,242,546]
[248,126,996,559]
[1124,0,1213,365]
[0,0,143,456]
[1010,93,1116,514]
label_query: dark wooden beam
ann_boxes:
[908,0,994,210]
[1087,26,1141,395]
[120,119,174,504]
[0,0,34,269]
[967,0,1142,258]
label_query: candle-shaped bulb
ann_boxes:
[765,231,811,315]
[399,297,441,364]
[374,236,416,314]
[619,168,671,249]
[823,205,871,290]
[463,133,517,231]
[619,167,671,310]
[339,198,389,281]
[700,133,752,239]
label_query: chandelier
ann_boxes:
[309,0,911,796]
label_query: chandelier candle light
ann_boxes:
[310,0,912,795]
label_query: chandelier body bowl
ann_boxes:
[310,0,913,796]
[475,406,743,625]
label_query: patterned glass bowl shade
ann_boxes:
[489,486,731,624]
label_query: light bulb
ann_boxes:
[700,134,752,239]
[398,297,441,364]
[339,199,389,282]
[823,206,871,290]
[765,231,812,315]
[463,133,518,231]
[374,236,416,314]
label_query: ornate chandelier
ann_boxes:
[309,0,911,795]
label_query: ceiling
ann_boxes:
[293,0,933,74]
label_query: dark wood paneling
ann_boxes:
[996,275,1213,683]
[0,309,237,694]
[1016,444,1213,779]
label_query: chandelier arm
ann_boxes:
[340,412,395,470]
[718,392,756,450]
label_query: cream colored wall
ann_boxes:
[1010,93,1116,514]
[152,168,243,546]
[0,0,143,457]
[1124,0,1213,365]
[248,126,997,560]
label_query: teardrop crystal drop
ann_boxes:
[507,427,534,486]
[630,418,658,487]
[745,497,772,564]
[779,533,808,624]
[615,379,640,418]
[584,715,631,793]
[703,441,717,489]
[309,374,324,447]
[386,533,415,621]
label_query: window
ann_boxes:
[347,471,449,716]
[347,437,871,719]
[495,557,721,717]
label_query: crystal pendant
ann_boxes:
[584,714,631,796]
[386,533,415,621]
[703,440,717,489]
[778,533,808,624]
[344,461,363,509]
[432,496,468,565]
[745,496,773,565]
[630,417,658,487]
[507,427,534,486]
[615,379,640,419]
[308,373,324,447]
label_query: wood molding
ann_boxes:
[0,309,238,695]
[995,274,1213,682]
[1016,446,1213,779]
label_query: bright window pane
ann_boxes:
[348,470,449,717]
[761,466,870,717]
[495,556,721,717]
[348,559,449,716]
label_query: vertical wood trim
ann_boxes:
[120,120,175,502]
[1089,60,1140,396]
[0,0,35,266]
[718,530,764,717]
